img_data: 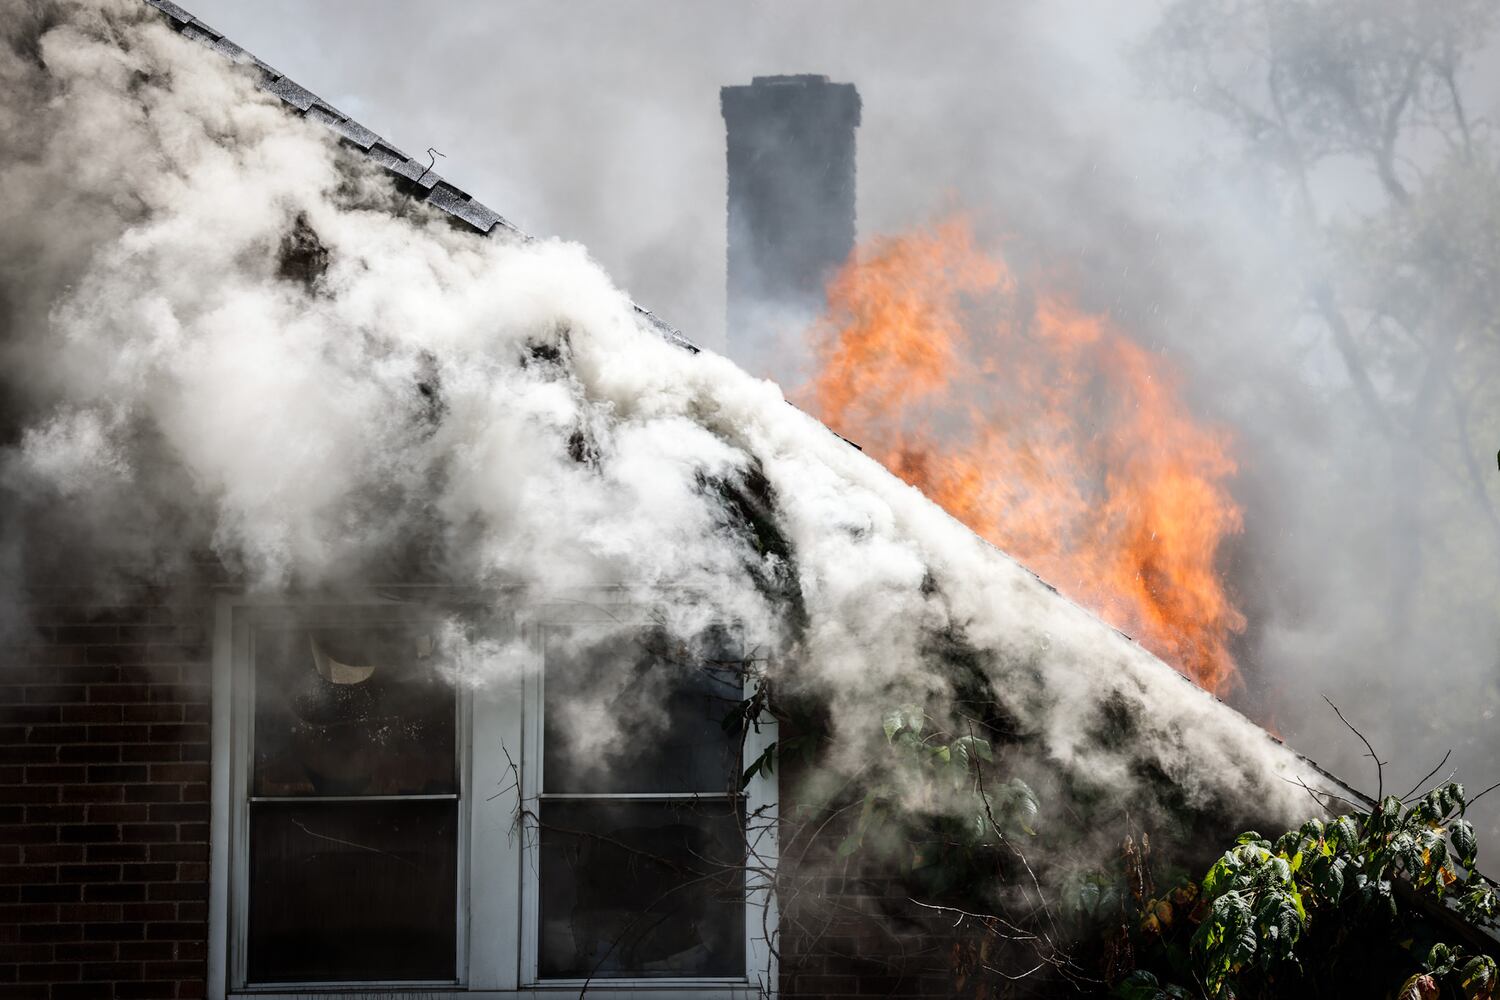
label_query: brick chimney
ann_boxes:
[721,75,861,384]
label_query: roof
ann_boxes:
[141,0,699,354]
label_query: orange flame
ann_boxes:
[798,218,1246,695]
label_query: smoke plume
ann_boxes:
[0,0,1338,902]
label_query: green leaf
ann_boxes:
[1113,970,1163,1000]
[1452,819,1478,867]
[1460,954,1498,999]
[882,707,904,743]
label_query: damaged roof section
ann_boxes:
[141,0,698,353]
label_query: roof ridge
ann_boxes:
[140,0,699,352]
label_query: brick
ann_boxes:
[120,903,173,922]
[83,884,144,904]
[55,865,119,884]
[0,903,58,924]
[26,726,85,744]
[145,883,203,903]
[120,864,175,883]
[0,827,55,846]
[23,687,84,706]
[145,845,204,864]
[84,845,147,864]
[86,686,149,704]
[20,846,80,865]
[16,923,80,943]
[173,901,206,922]
[119,746,178,766]
[60,784,123,804]
[16,962,81,982]
[121,705,180,724]
[85,765,147,784]
[147,725,207,745]
[17,886,74,904]
[58,705,122,724]
[52,942,114,962]
[0,748,57,766]
[116,942,171,962]
[146,765,205,784]
[56,903,121,923]
[22,805,84,824]
[145,805,200,824]
[81,922,143,942]
[86,805,148,824]
[85,726,150,744]
[57,744,122,764]
[143,960,198,979]
[81,961,143,980]
[58,826,119,845]
[122,787,177,807]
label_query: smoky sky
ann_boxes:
[120,1,1500,838]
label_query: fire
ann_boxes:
[798,218,1246,695]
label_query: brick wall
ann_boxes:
[776,757,959,999]
[1,587,213,1000]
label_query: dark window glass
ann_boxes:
[543,627,744,795]
[246,799,458,983]
[252,625,455,797]
[537,799,745,979]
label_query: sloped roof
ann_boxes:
[142,0,699,354]
[137,0,1330,791]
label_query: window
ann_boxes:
[210,598,777,999]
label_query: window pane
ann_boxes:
[247,799,458,983]
[543,627,744,794]
[253,624,455,797]
[538,799,746,979]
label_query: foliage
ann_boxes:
[1115,782,1500,999]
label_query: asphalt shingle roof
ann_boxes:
[142,0,698,353]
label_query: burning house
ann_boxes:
[2,2,1496,1000]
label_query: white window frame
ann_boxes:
[209,593,778,1000]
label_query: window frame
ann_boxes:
[209,594,778,1000]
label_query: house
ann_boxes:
[0,2,1396,998]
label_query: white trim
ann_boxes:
[209,594,235,1000]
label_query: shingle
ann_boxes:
[209,35,245,61]
[143,0,192,24]
[315,112,380,151]
[179,22,216,45]
[262,75,317,113]
[362,143,407,172]
[186,17,220,36]
[390,157,443,189]
[304,104,344,130]
[425,185,506,234]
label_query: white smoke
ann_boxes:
[1,0,1330,869]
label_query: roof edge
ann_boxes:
[140,0,700,354]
